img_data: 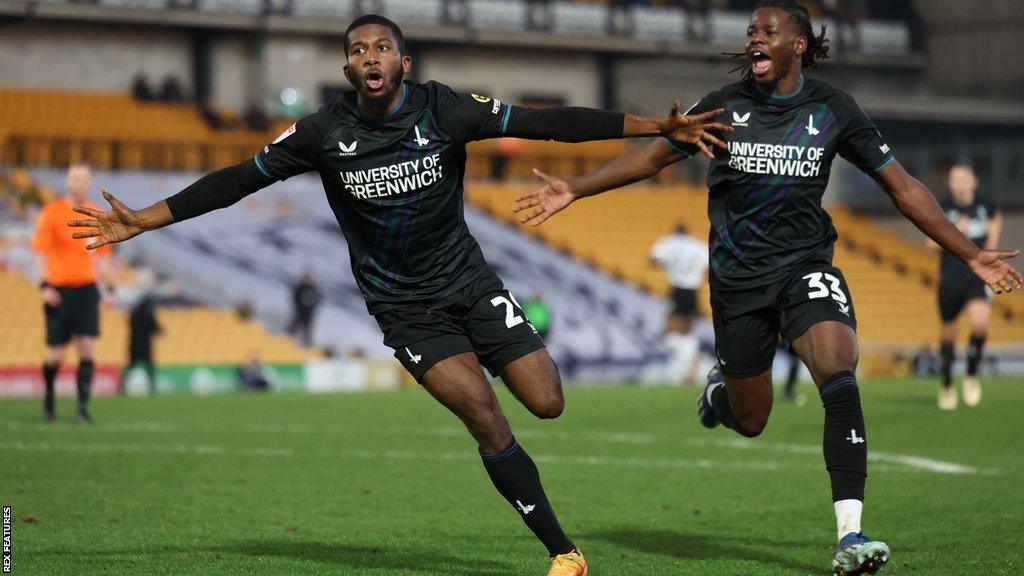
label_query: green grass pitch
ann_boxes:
[2,377,1022,575]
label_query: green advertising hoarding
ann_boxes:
[123,364,306,396]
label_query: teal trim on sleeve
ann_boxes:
[663,137,694,158]
[873,156,896,172]
[500,104,513,135]
[253,155,273,179]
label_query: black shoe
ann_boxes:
[77,409,94,425]
[44,410,56,423]
[697,365,724,429]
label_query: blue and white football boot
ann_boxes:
[697,364,725,429]
[832,531,889,575]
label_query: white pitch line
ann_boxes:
[0,440,296,458]
[0,440,981,476]
[2,439,800,472]
[870,453,983,475]
[679,437,993,475]
[2,421,998,475]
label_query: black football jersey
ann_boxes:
[254,81,516,312]
[667,76,894,289]
[940,197,997,277]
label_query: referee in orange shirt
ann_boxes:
[32,164,115,423]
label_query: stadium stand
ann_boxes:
[6,81,1021,362]
[466,140,633,183]
[20,154,1024,363]
[0,1,919,54]
[465,181,1024,347]
[0,88,639,180]
[829,207,1024,323]
[0,164,322,369]
[0,88,292,171]
[27,168,671,375]
[24,165,1021,371]
[468,180,709,295]
[0,267,320,367]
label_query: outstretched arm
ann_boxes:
[439,86,730,150]
[69,159,273,250]
[872,162,1022,293]
[504,103,730,150]
[514,137,687,227]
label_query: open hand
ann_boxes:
[68,189,145,250]
[660,103,732,160]
[513,169,574,227]
[41,286,61,307]
[969,249,1023,294]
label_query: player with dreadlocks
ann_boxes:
[513,1,1023,574]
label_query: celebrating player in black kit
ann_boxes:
[934,164,1002,410]
[514,2,1022,574]
[67,14,727,576]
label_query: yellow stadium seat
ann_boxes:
[464,182,1024,347]
[0,87,285,170]
[0,269,321,367]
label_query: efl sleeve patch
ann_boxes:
[272,123,297,145]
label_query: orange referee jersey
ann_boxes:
[32,197,111,288]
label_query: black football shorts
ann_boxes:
[711,262,857,379]
[938,273,990,322]
[373,271,545,381]
[44,283,101,346]
[670,287,699,318]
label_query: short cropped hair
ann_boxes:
[343,14,406,56]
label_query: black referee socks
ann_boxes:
[76,359,94,410]
[820,371,867,502]
[42,361,59,414]
[481,438,575,556]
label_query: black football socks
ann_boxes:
[966,334,986,377]
[43,361,59,416]
[820,371,867,502]
[76,359,94,412]
[481,438,575,556]
[940,341,954,389]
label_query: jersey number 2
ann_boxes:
[803,272,848,304]
[491,295,525,329]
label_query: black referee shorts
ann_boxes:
[44,283,101,346]
[711,262,857,379]
[373,271,546,381]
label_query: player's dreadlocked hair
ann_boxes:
[725,0,830,80]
